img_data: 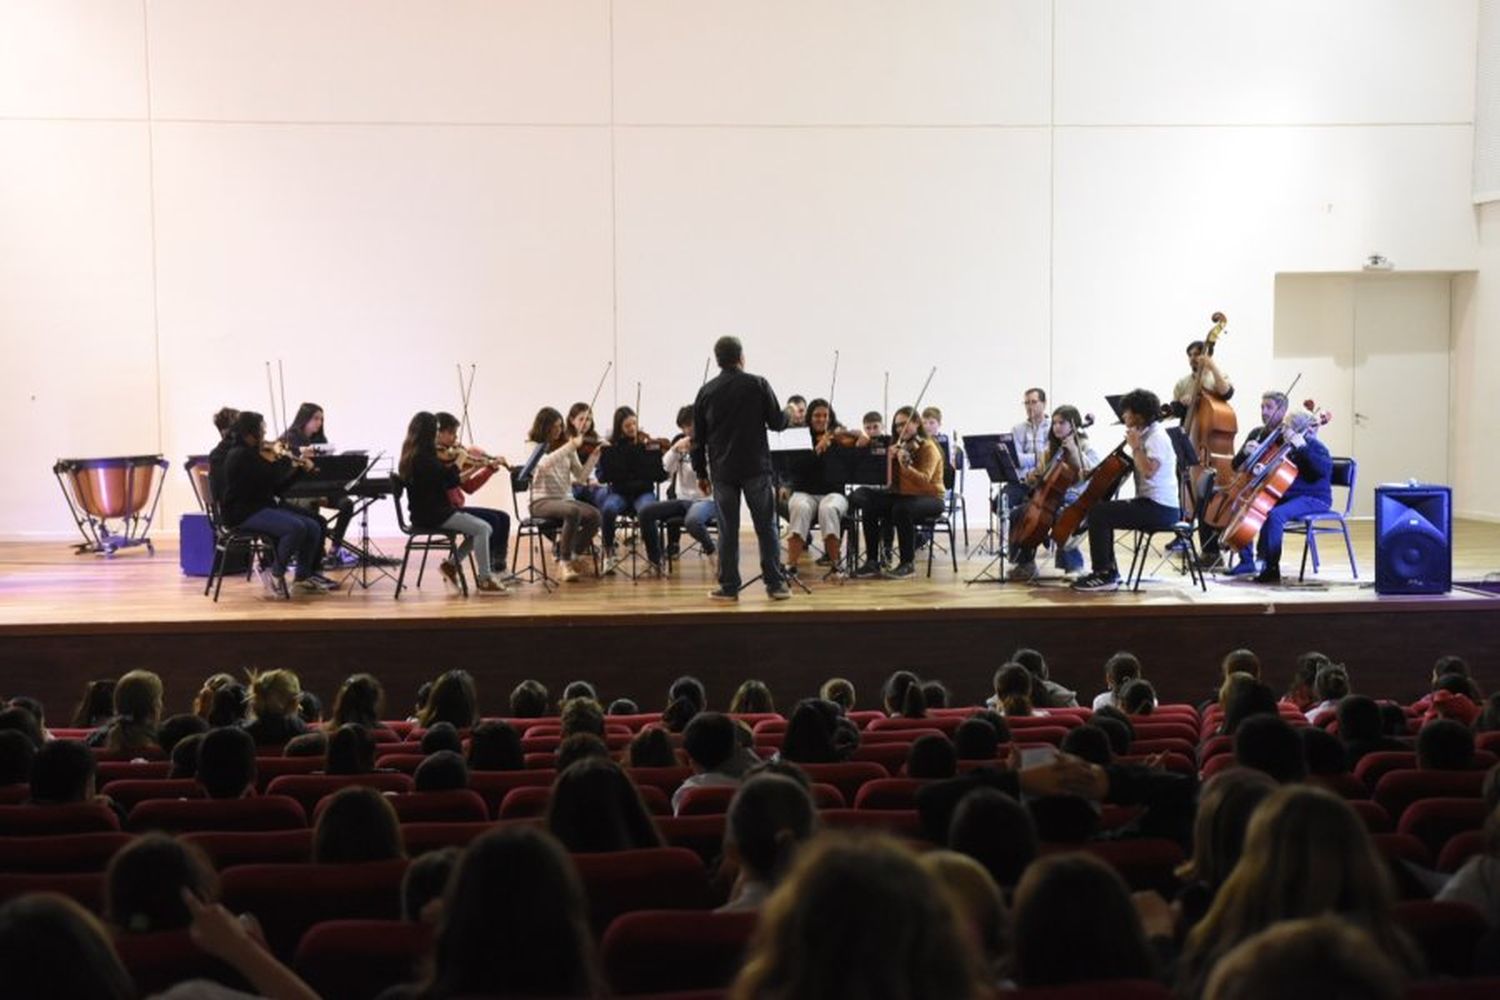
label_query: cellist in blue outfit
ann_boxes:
[1252,406,1333,584]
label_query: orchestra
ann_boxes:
[202,316,1344,601]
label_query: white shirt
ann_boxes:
[1012,418,1050,473]
[1174,369,1225,408]
[662,441,705,501]
[1133,422,1179,507]
[1092,690,1118,711]
[529,442,598,502]
[671,770,741,815]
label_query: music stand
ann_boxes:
[962,433,1019,560]
[338,452,398,592]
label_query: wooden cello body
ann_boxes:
[1050,444,1133,545]
[1216,402,1332,551]
[1012,460,1079,549]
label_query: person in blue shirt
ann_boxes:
[1253,407,1334,584]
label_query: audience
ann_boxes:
[420,721,463,756]
[730,679,776,715]
[906,733,958,779]
[242,669,307,746]
[508,678,550,718]
[1339,695,1406,766]
[197,726,256,799]
[418,670,479,730]
[1013,647,1079,708]
[401,846,460,924]
[1233,714,1307,784]
[627,725,678,768]
[819,677,855,712]
[555,732,610,771]
[992,663,1041,717]
[85,669,162,753]
[467,720,524,771]
[69,678,116,729]
[312,786,405,864]
[720,774,817,912]
[0,894,134,1000]
[1092,651,1143,710]
[104,833,218,933]
[882,669,927,718]
[547,758,663,853]
[675,711,749,813]
[1204,916,1404,1000]
[29,739,96,804]
[0,730,36,786]
[1417,718,1477,770]
[414,750,470,793]
[1011,852,1157,987]
[919,849,1007,980]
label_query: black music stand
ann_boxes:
[337,452,398,592]
[821,443,894,573]
[961,433,1021,559]
[599,445,670,581]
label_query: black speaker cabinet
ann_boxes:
[1374,484,1451,595]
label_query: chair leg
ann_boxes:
[204,545,221,598]
[926,532,935,578]
[1128,533,1146,592]
[1298,534,1312,583]
[1185,532,1206,592]
[948,528,958,572]
[1341,524,1358,579]
[416,546,431,587]
[394,541,415,599]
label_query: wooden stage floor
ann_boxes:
[2,521,1498,719]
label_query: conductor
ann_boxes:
[691,336,793,601]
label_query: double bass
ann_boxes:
[1011,415,1094,549]
[1184,313,1237,493]
[1216,402,1332,552]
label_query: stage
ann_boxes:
[2,520,1498,719]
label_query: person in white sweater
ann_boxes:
[524,406,603,582]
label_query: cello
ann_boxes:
[1184,313,1238,493]
[1217,402,1332,552]
[1012,414,1094,549]
[1049,443,1133,545]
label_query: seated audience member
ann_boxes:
[1423,680,1482,726]
[555,733,610,771]
[1173,767,1279,938]
[719,774,817,912]
[1205,917,1403,1000]
[1092,652,1143,711]
[467,720,523,771]
[0,730,36,786]
[197,726,257,799]
[297,691,322,725]
[1092,704,1135,746]
[86,669,163,753]
[919,850,1008,981]
[1214,672,1258,732]
[971,709,1013,744]
[661,696,700,734]
[105,833,218,934]
[312,786,405,864]
[1233,714,1307,785]
[71,678,116,729]
[906,734,958,780]
[400,827,602,999]
[882,669,927,718]
[508,679,550,719]
[408,681,432,724]
[418,669,479,730]
[991,663,1044,717]
[327,673,397,739]
[948,787,1040,890]
[779,700,844,765]
[729,679,776,715]
[1414,654,1481,713]
[29,739,97,804]
[1283,651,1333,713]
[820,677,856,712]
[1305,663,1351,723]
[606,698,639,716]
[1010,852,1157,987]
[192,672,235,719]
[207,682,249,728]
[922,680,950,710]
[169,733,204,780]
[1118,678,1158,716]
[1416,718,1477,771]
[1339,695,1406,767]
[1176,785,1422,998]
[0,894,134,1000]
[627,725,678,768]
[561,680,597,704]
[283,731,327,758]
[0,706,45,750]
[401,846,460,924]
[1222,680,1279,735]
[674,712,748,813]
[547,758,663,853]
[7,697,51,741]
[1299,726,1349,777]
[414,750,470,793]
[1013,647,1079,708]
[669,675,708,715]
[1221,648,1262,681]
[242,669,308,747]
[1059,724,1113,766]
[731,834,986,999]
[420,722,463,756]
[1380,702,1411,737]
[156,713,208,756]
[954,718,1002,761]
[325,723,376,775]
[560,697,606,739]
[1091,715,1133,758]
[1436,800,1500,927]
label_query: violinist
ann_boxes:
[566,401,610,514]
[785,395,809,429]
[220,410,338,598]
[1198,390,1289,574]
[1008,405,1097,582]
[1072,389,1180,592]
[526,405,603,583]
[1172,340,1234,415]
[435,411,511,577]
[398,411,506,594]
[1249,406,1333,585]
[862,411,885,438]
[280,402,356,567]
[638,405,719,569]
[596,406,670,559]
[785,398,867,577]
[850,407,945,579]
[207,406,240,506]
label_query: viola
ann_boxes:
[1050,444,1134,545]
[439,444,507,472]
[1012,415,1094,549]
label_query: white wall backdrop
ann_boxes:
[2,0,1492,541]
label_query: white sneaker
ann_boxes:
[476,575,509,595]
[560,562,580,583]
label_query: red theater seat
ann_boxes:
[572,848,715,934]
[0,871,104,910]
[657,815,728,862]
[386,790,489,824]
[100,778,204,811]
[852,778,929,811]
[293,919,432,1000]
[0,785,27,805]
[1437,830,1485,873]
[818,809,927,840]
[601,910,758,995]
[129,795,308,834]
[1370,833,1434,869]
[797,762,888,802]
[399,821,506,855]
[625,766,694,800]
[220,859,409,959]
[0,831,131,873]
[182,829,314,869]
[251,756,324,791]
[847,743,912,772]
[468,769,555,812]
[0,802,120,836]
[264,773,413,813]
[1308,772,1369,800]
[1348,800,1393,833]
[1042,839,1186,895]
[1398,798,1491,858]
[1374,770,1487,823]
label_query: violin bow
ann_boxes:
[277,360,289,442]
[456,363,478,446]
[584,362,613,425]
[700,357,711,387]
[829,350,840,410]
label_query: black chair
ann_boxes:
[917,454,960,577]
[661,504,719,575]
[390,477,468,599]
[1287,456,1359,581]
[1123,429,1207,593]
[203,501,276,602]
[508,468,560,591]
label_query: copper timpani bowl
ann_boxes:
[53,456,165,519]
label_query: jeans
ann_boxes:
[461,506,511,570]
[1256,495,1331,570]
[857,493,945,565]
[599,490,656,548]
[439,510,493,579]
[530,498,601,561]
[1087,498,1181,576]
[713,473,782,593]
[238,506,325,579]
[638,498,718,562]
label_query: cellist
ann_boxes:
[1197,390,1288,574]
[1249,406,1333,585]
[1008,405,1097,582]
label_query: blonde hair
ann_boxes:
[247,668,302,719]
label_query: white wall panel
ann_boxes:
[0,122,158,538]
[0,1,147,119]
[1056,0,1476,125]
[614,0,1051,125]
[147,0,611,124]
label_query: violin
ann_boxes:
[1012,415,1094,549]
[439,444,508,472]
[633,430,673,451]
[814,427,866,454]
[260,439,315,472]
